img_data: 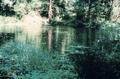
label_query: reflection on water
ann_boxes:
[0,33,15,45]
[39,26,75,53]
[0,25,97,53]
[0,25,75,53]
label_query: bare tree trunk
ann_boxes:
[48,0,53,52]
[48,0,53,22]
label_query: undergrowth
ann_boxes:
[69,39,120,79]
[0,41,77,79]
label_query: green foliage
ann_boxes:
[0,0,16,16]
[100,21,120,40]
[74,0,113,28]
[40,3,48,17]
[0,0,113,27]
[69,38,120,79]
[0,41,77,79]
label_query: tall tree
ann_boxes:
[48,0,53,22]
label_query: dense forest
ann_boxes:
[0,0,120,79]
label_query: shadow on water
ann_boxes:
[69,39,120,79]
[74,27,98,46]
[69,53,120,79]
[0,33,15,45]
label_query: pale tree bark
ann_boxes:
[48,0,53,22]
[48,0,53,52]
[111,0,120,22]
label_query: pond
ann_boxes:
[0,24,120,79]
[0,25,98,54]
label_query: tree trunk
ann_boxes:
[48,0,53,52]
[48,0,53,22]
[86,0,92,46]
